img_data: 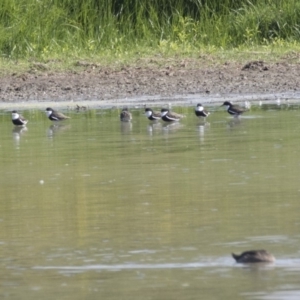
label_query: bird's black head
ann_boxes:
[221,101,232,106]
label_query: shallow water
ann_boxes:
[1,104,300,299]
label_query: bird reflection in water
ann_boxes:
[162,122,183,138]
[47,124,71,138]
[146,122,162,136]
[12,126,28,148]
[197,121,210,143]
[120,121,132,135]
[227,118,243,129]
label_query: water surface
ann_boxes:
[1,104,300,299]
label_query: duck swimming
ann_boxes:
[120,107,132,122]
[232,250,275,263]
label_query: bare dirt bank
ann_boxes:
[1,59,300,108]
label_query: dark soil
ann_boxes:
[1,59,300,103]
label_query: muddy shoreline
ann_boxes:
[1,59,300,108]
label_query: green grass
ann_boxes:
[0,0,300,72]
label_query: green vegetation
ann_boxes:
[0,0,300,66]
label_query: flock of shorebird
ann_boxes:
[121,101,247,122]
[11,103,276,264]
[12,107,70,126]
[11,101,247,126]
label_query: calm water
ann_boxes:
[1,103,300,300]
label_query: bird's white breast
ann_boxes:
[145,111,152,117]
[196,106,204,112]
[12,113,19,120]
[46,110,52,117]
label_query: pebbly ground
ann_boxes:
[1,59,300,108]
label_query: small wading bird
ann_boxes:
[160,108,183,122]
[120,107,132,122]
[195,103,210,119]
[45,107,70,121]
[11,110,28,126]
[232,250,275,263]
[145,108,161,121]
[221,101,246,118]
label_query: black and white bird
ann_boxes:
[221,101,246,118]
[195,103,210,118]
[45,107,70,121]
[11,110,28,126]
[145,108,161,121]
[120,107,132,122]
[160,108,183,122]
[232,250,275,263]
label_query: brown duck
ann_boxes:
[232,250,275,263]
[120,107,132,122]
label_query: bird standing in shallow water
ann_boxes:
[145,108,161,121]
[195,103,210,119]
[120,107,132,122]
[45,107,70,121]
[221,101,246,118]
[11,110,28,126]
[232,250,275,263]
[160,108,183,122]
